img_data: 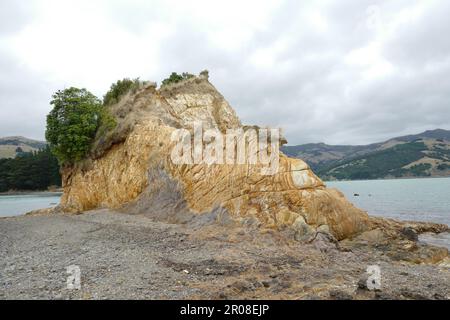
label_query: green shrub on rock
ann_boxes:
[161,72,194,87]
[103,78,142,106]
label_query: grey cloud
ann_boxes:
[0,48,57,140]
[0,1,34,35]
[384,1,450,67]
[0,0,449,145]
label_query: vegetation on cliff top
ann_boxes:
[103,78,143,106]
[46,73,197,165]
[46,88,104,165]
[161,72,194,87]
[46,86,120,165]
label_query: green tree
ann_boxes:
[0,146,61,192]
[46,87,102,164]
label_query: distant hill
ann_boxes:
[0,137,47,159]
[282,129,450,180]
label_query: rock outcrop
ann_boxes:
[59,72,394,240]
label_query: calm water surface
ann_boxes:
[0,194,61,217]
[327,177,450,249]
[326,177,450,225]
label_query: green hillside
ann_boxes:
[282,129,450,180]
[0,137,47,159]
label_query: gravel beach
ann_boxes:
[1,210,449,300]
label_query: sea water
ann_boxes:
[0,193,61,217]
[327,177,450,249]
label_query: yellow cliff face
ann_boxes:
[61,73,370,240]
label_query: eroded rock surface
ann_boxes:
[59,72,448,250]
[59,72,374,241]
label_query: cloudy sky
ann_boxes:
[1,0,449,145]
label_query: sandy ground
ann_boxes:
[0,210,449,300]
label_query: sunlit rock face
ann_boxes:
[61,72,370,240]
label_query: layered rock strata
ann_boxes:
[60,72,444,242]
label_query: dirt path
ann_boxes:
[0,210,449,300]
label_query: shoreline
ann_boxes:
[0,191,63,196]
[324,175,450,183]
